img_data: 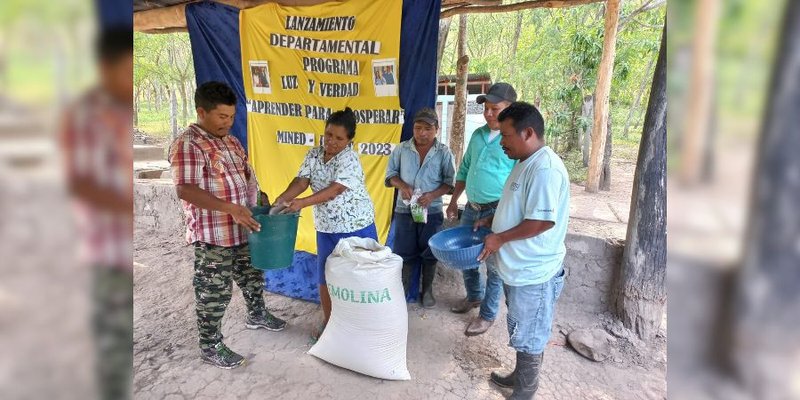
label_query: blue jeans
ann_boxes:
[459,205,503,321]
[391,212,443,265]
[503,267,565,355]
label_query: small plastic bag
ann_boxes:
[403,188,428,223]
[410,203,427,223]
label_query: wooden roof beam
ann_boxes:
[441,0,604,19]
[134,0,332,32]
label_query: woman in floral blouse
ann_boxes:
[275,107,377,339]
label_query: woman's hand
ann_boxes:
[283,198,307,213]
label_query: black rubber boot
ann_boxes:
[509,352,543,400]
[420,261,437,308]
[401,263,414,298]
[490,360,516,388]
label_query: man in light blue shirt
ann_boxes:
[446,83,517,338]
[474,102,569,400]
[385,107,456,308]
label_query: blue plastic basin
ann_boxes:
[428,226,491,270]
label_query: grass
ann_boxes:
[136,105,191,139]
[556,128,641,186]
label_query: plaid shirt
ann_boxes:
[61,88,133,270]
[169,124,259,247]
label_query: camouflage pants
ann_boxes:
[92,266,133,400]
[193,242,266,350]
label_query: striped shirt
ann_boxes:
[169,124,259,247]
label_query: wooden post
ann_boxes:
[680,0,719,185]
[450,14,469,168]
[612,23,666,341]
[586,0,621,193]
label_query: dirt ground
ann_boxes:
[133,155,666,399]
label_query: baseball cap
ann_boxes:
[476,82,517,104]
[413,107,439,127]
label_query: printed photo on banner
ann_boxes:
[372,59,397,97]
[249,61,272,94]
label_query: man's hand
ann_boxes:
[398,182,414,202]
[473,216,492,231]
[477,233,504,262]
[446,201,459,220]
[225,203,261,232]
[417,192,435,208]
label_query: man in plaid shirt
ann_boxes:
[169,81,286,369]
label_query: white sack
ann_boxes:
[308,237,410,380]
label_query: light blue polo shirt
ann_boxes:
[455,124,517,204]
[490,146,570,286]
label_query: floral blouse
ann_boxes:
[297,146,375,233]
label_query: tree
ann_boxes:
[612,23,666,341]
[726,0,800,394]
[586,0,621,193]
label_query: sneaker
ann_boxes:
[245,312,287,332]
[200,342,245,369]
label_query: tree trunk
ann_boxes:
[180,79,188,127]
[55,38,68,108]
[149,84,155,111]
[622,56,656,139]
[612,23,666,342]
[581,95,594,167]
[552,132,559,154]
[450,15,469,169]
[134,87,140,126]
[436,17,452,79]
[509,11,523,75]
[563,112,575,153]
[726,1,800,395]
[680,0,720,185]
[600,116,612,191]
[170,85,178,139]
[586,0,621,193]
[702,81,717,183]
[156,82,162,110]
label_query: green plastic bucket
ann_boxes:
[248,207,299,270]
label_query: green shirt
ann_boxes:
[455,124,517,204]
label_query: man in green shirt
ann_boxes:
[446,83,517,336]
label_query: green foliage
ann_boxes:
[561,149,588,184]
[134,32,196,130]
[440,1,665,160]
[0,0,94,103]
